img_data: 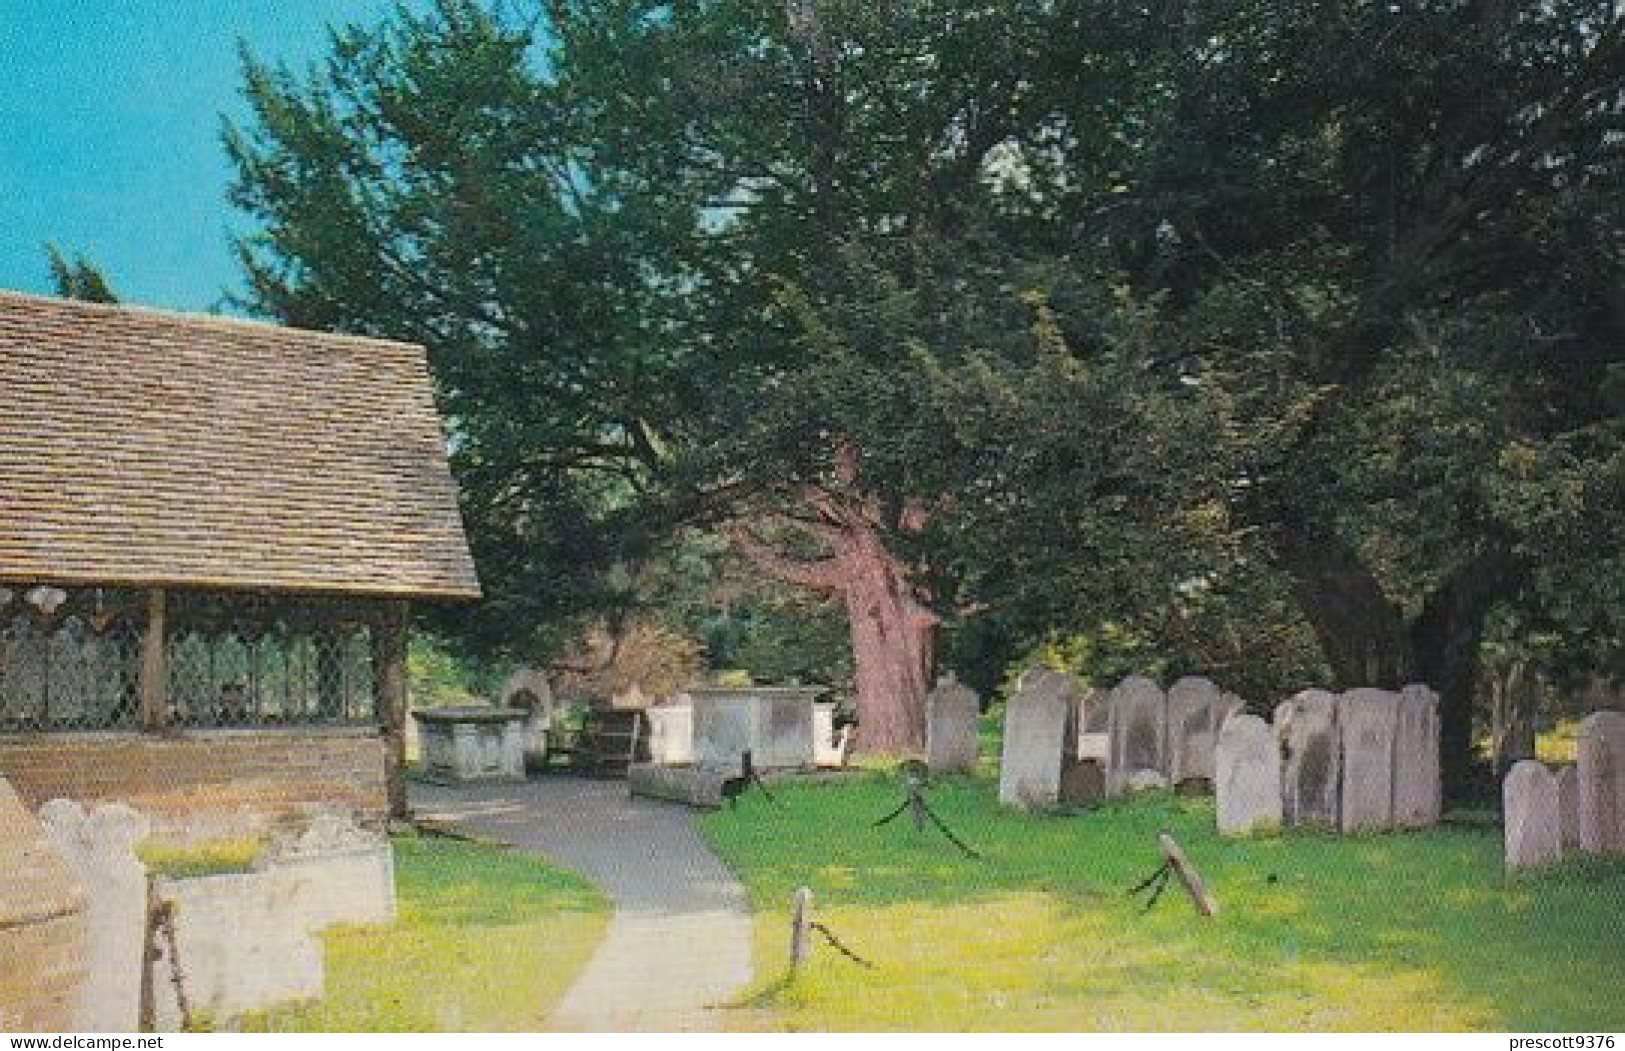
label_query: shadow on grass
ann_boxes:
[701,775,1625,1030]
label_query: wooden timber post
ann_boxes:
[790,886,815,971]
[374,600,410,822]
[1158,831,1220,917]
[139,588,167,729]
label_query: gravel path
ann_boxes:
[411,777,754,1032]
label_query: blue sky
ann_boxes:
[0,1,403,312]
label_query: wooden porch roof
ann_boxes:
[0,290,480,599]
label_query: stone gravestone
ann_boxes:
[926,674,981,775]
[1276,689,1341,827]
[258,811,397,928]
[1556,765,1581,854]
[1215,714,1282,837]
[39,799,151,1032]
[998,668,1081,810]
[1503,760,1562,872]
[1166,676,1224,789]
[501,667,555,773]
[1107,675,1167,795]
[1337,688,1400,833]
[644,697,695,765]
[1392,684,1442,828]
[0,778,86,1033]
[1577,710,1625,856]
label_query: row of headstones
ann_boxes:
[933,666,1445,840]
[1216,685,1441,837]
[972,669,1247,810]
[1504,711,1625,872]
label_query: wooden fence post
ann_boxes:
[790,886,815,971]
[1158,831,1219,917]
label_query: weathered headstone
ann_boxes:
[1503,760,1562,872]
[1337,688,1400,833]
[258,811,396,928]
[39,799,151,1032]
[1107,675,1167,795]
[1556,765,1581,854]
[1167,676,1223,788]
[926,674,981,775]
[644,698,695,765]
[998,668,1081,810]
[813,702,847,767]
[501,667,554,772]
[1392,684,1442,828]
[1276,689,1341,827]
[0,778,86,1033]
[1215,714,1282,837]
[1577,710,1625,856]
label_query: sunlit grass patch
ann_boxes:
[703,774,1625,1032]
[247,835,609,1032]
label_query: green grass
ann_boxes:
[700,772,1625,1032]
[248,835,610,1031]
[138,837,265,877]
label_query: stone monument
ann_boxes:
[926,673,981,775]
[1107,675,1167,794]
[1504,760,1562,872]
[1276,689,1341,827]
[1577,710,1625,856]
[1338,688,1400,833]
[999,668,1082,810]
[1215,714,1282,837]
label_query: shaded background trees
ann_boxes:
[227,0,1624,786]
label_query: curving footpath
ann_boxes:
[411,777,754,1032]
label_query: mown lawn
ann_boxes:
[700,772,1625,1032]
[249,835,609,1032]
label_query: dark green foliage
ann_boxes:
[46,243,118,303]
[227,1,1624,776]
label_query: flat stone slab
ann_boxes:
[627,764,728,808]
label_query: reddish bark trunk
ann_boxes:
[727,485,936,757]
[840,525,936,755]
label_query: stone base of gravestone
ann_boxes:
[1338,688,1400,833]
[1216,714,1282,837]
[38,799,151,1032]
[1577,710,1625,855]
[926,675,981,775]
[999,669,1082,810]
[1504,760,1562,873]
[1060,759,1106,804]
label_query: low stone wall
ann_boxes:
[0,727,388,846]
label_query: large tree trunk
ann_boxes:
[728,481,937,758]
[1274,520,1522,803]
[1489,659,1539,776]
[841,526,936,754]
